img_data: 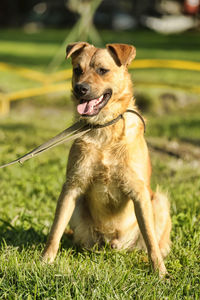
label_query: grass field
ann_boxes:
[0,29,200,299]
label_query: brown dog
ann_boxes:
[42,42,171,277]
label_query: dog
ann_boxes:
[42,42,171,277]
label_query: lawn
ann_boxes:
[0,29,200,299]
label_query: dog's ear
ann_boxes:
[106,43,136,67]
[66,42,89,59]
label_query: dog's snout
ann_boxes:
[74,83,90,97]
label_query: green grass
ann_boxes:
[0,29,200,299]
[0,101,200,299]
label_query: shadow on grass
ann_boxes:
[181,137,200,146]
[0,123,35,132]
[0,29,199,68]
[0,218,75,252]
[0,219,45,250]
[150,117,200,140]
[0,53,71,69]
[0,29,66,44]
[0,29,199,51]
[107,30,200,52]
[0,54,53,68]
[0,216,124,257]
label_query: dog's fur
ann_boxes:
[42,42,171,276]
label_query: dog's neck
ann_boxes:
[78,101,144,147]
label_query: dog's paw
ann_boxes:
[158,264,168,278]
[42,245,58,263]
[110,239,120,249]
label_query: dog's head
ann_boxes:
[66,42,136,124]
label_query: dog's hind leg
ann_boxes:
[136,189,171,258]
[126,179,167,277]
[70,196,96,248]
[69,196,104,248]
[152,189,171,258]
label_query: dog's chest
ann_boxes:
[88,149,127,211]
[94,149,121,183]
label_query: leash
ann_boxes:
[0,109,145,169]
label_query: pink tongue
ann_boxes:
[77,99,98,115]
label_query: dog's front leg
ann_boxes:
[42,182,80,263]
[130,183,167,277]
[42,139,94,262]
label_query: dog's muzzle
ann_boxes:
[74,88,113,117]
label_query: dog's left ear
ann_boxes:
[106,43,136,67]
[66,42,89,59]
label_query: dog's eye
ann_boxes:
[74,66,83,76]
[97,68,109,75]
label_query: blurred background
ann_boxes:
[0,0,199,31]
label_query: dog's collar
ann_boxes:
[89,109,145,132]
[125,109,146,133]
[0,109,145,169]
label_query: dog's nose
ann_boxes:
[74,83,90,97]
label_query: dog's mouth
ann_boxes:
[76,89,112,116]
